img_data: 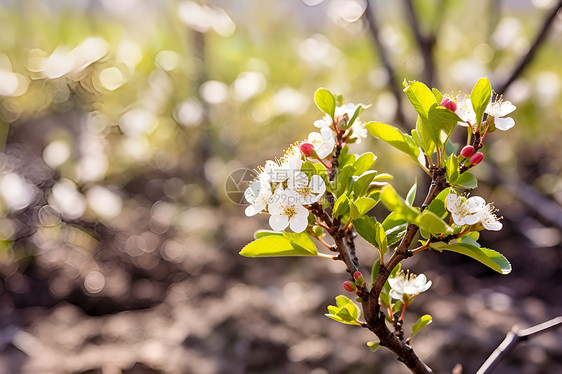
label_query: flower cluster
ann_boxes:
[244,102,365,233]
[441,94,516,132]
[446,192,502,231]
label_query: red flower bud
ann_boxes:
[460,145,475,158]
[440,97,457,112]
[300,142,314,157]
[470,152,484,165]
[343,281,355,292]
[354,271,362,280]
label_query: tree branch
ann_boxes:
[363,0,407,127]
[497,0,562,94]
[476,316,562,374]
[403,0,437,87]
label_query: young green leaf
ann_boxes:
[352,197,377,218]
[333,195,351,218]
[335,164,356,196]
[452,172,478,189]
[470,77,492,125]
[411,314,433,339]
[371,259,381,286]
[314,88,336,119]
[254,230,283,239]
[282,231,318,254]
[366,122,420,161]
[367,341,380,352]
[406,180,417,206]
[382,212,408,245]
[240,234,318,257]
[432,88,443,103]
[417,211,453,235]
[346,103,371,129]
[353,152,377,175]
[403,80,436,119]
[429,242,512,274]
[375,220,388,257]
[381,185,421,222]
[352,170,378,198]
[446,154,459,184]
[353,216,377,246]
[426,187,450,218]
[325,295,362,326]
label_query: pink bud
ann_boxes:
[440,97,457,112]
[460,145,475,158]
[354,271,362,280]
[470,152,484,165]
[343,281,355,292]
[300,142,314,157]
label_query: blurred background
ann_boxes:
[0,0,561,373]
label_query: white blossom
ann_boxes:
[290,172,326,205]
[476,203,503,231]
[446,193,485,226]
[351,120,367,143]
[313,103,358,128]
[455,96,477,126]
[264,144,303,184]
[388,272,432,302]
[308,127,336,159]
[268,186,309,233]
[244,172,272,217]
[485,98,516,131]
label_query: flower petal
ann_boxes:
[497,101,516,117]
[245,204,262,217]
[289,206,309,233]
[494,117,515,131]
[269,214,289,232]
[310,175,326,195]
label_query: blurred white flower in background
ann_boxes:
[0,172,37,212]
[178,1,236,37]
[48,179,86,220]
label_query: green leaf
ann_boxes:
[240,234,318,257]
[314,88,336,119]
[353,152,377,175]
[426,188,450,218]
[282,231,318,254]
[338,146,356,168]
[352,170,378,198]
[392,300,404,314]
[429,242,512,274]
[346,103,371,129]
[470,77,492,125]
[432,88,443,103]
[415,116,436,155]
[366,122,420,161]
[367,341,380,352]
[325,295,362,326]
[428,105,462,145]
[452,172,478,189]
[375,220,388,257]
[353,216,377,246]
[411,314,433,339]
[403,80,436,119]
[353,197,377,218]
[335,164,356,196]
[381,185,420,222]
[406,180,417,206]
[417,211,453,235]
[371,259,380,286]
[382,212,408,245]
[300,161,317,180]
[446,154,459,184]
[254,230,283,239]
[333,195,350,218]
